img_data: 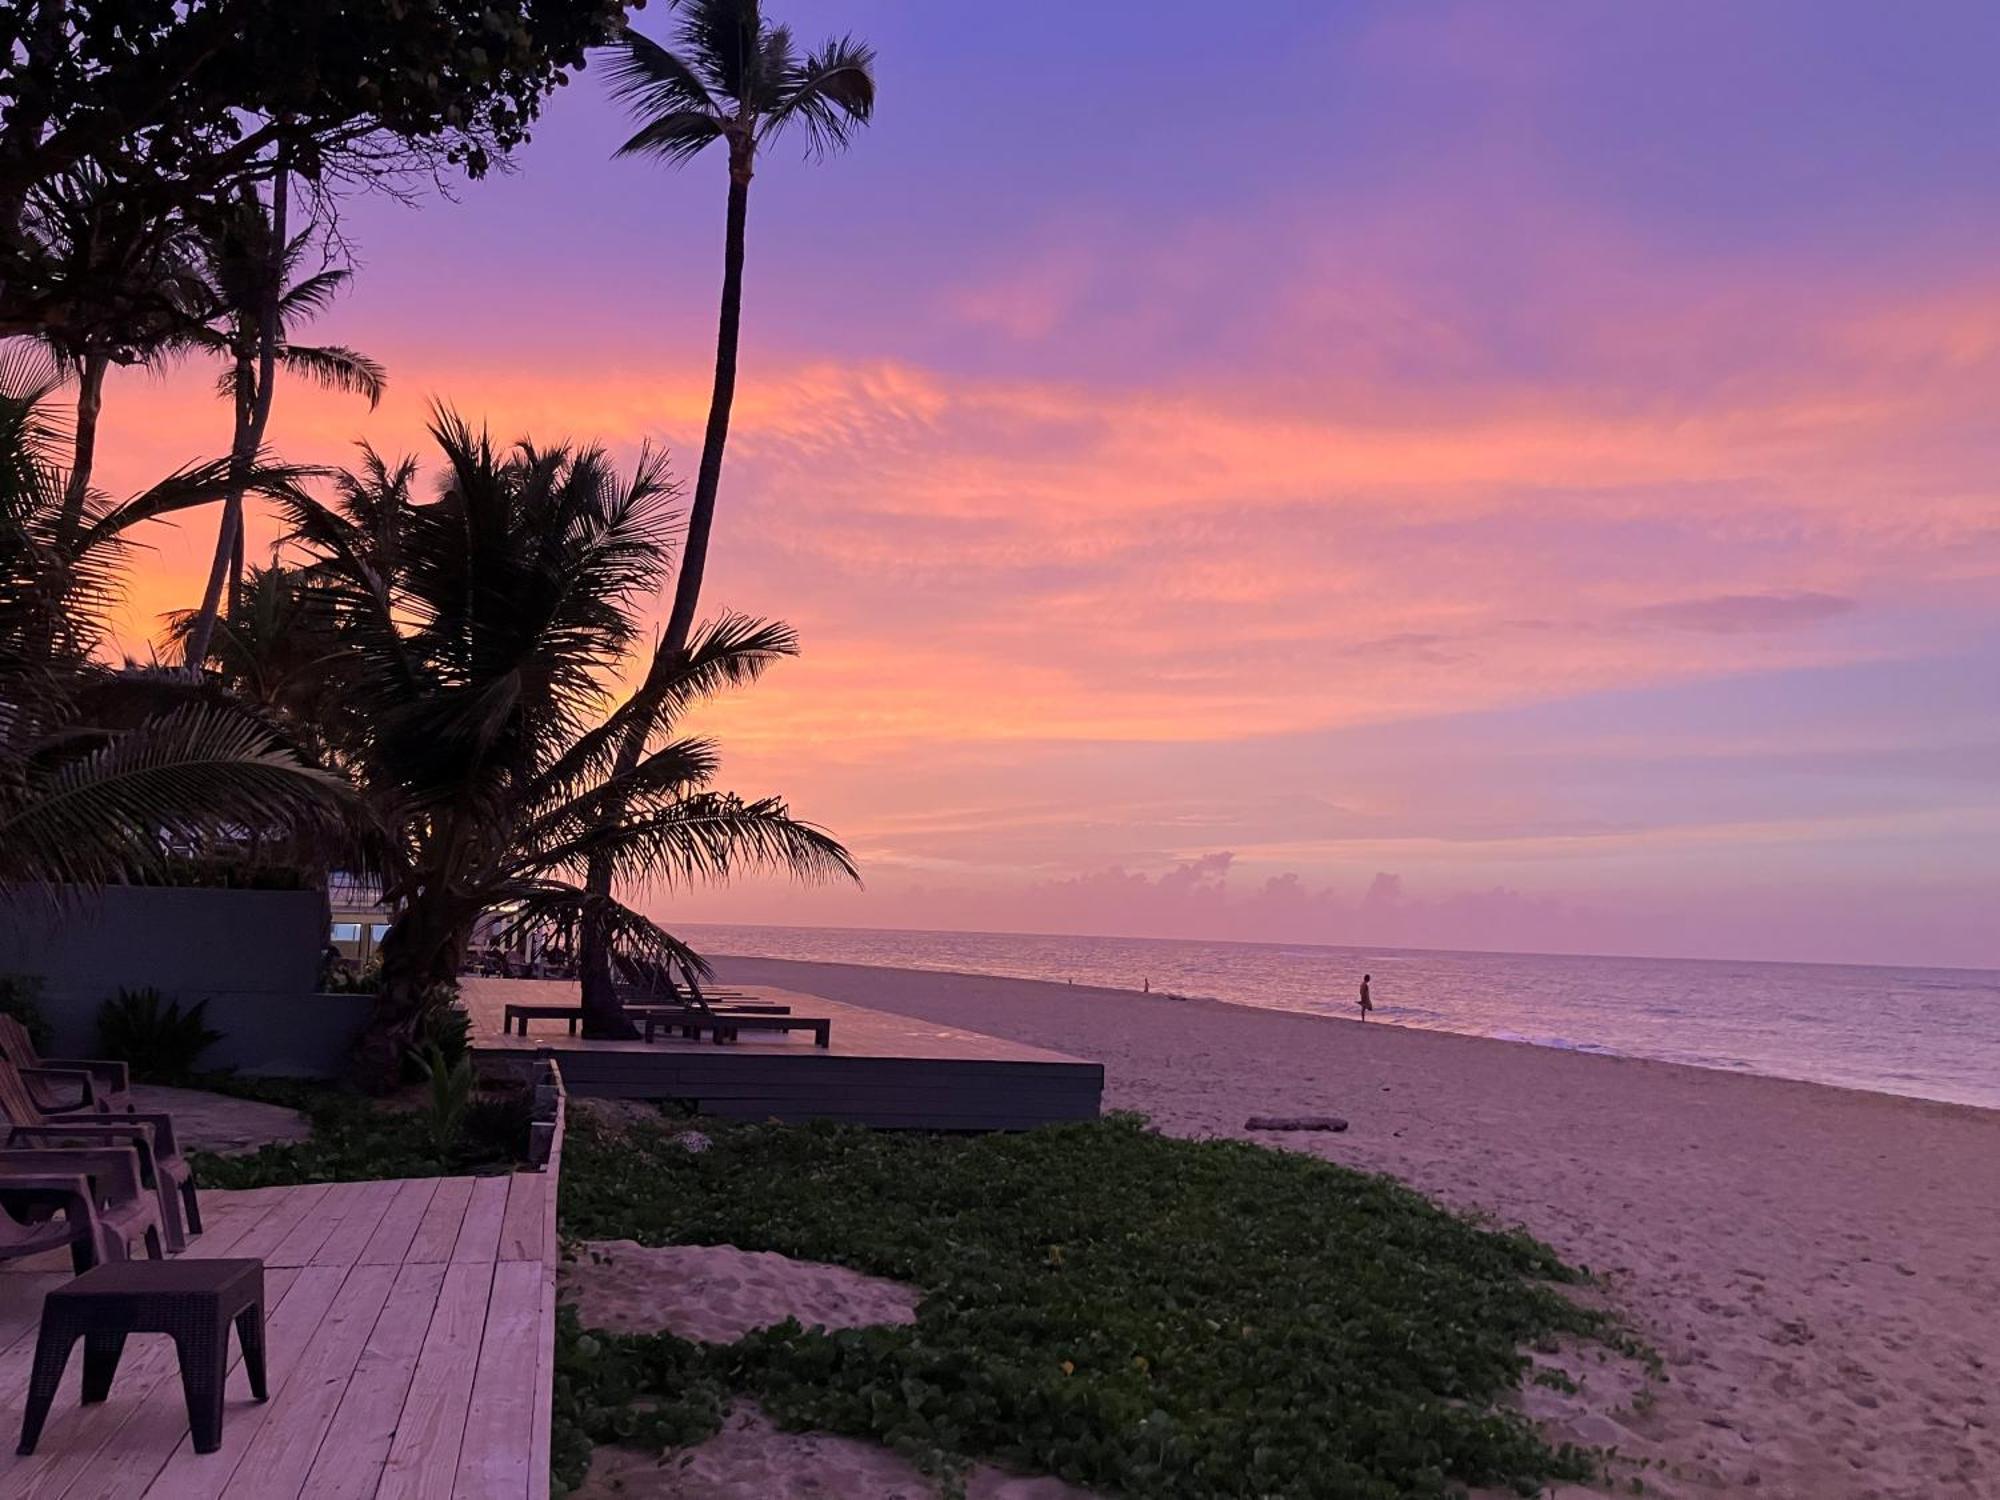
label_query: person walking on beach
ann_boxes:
[1358,973,1374,1020]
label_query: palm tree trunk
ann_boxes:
[576,156,753,1038]
[352,895,465,1092]
[59,351,107,538]
[184,165,287,669]
[183,354,255,671]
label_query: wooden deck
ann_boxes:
[0,1163,561,1498]
[466,979,1104,1130]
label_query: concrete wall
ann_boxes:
[0,885,370,1077]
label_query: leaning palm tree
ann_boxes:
[272,410,855,1087]
[0,344,348,892]
[180,178,385,671]
[580,0,874,1033]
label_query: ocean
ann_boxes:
[685,923,2000,1111]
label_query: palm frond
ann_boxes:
[277,344,387,408]
[606,29,721,119]
[276,267,352,322]
[676,0,763,102]
[483,884,714,983]
[525,612,798,805]
[0,704,349,888]
[529,790,857,890]
[613,110,728,166]
[762,35,877,156]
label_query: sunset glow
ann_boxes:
[94,2,2000,965]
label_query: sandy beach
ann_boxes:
[692,954,2000,1500]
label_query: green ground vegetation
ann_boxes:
[553,1109,1612,1499]
[185,1075,523,1187]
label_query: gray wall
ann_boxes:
[0,886,369,1076]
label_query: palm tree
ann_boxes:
[270,410,855,1086]
[580,0,875,1033]
[0,344,347,891]
[15,168,205,532]
[180,178,385,672]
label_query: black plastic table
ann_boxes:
[18,1257,266,1455]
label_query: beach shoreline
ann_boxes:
[705,953,2000,1499]
[713,948,2000,1120]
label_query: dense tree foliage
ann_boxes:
[0,0,638,332]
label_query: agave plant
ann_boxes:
[269,409,855,1085]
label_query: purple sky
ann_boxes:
[101,2,2000,965]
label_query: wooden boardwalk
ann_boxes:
[466,979,1104,1130]
[0,1162,561,1498]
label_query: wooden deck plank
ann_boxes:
[228,1183,334,1261]
[495,1173,542,1264]
[451,1259,543,1499]
[373,1261,496,1500]
[447,1178,507,1266]
[147,1263,401,1500]
[310,1180,405,1269]
[296,1262,448,1500]
[526,1268,554,1500]
[0,1266,307,1500]
[268,1182,374,1268]
[0,1271,71,1360]
[357,1179,441,1267]
[77,1263,350,1500]
[404,1179,474,1265]
[0,1187,321,1498]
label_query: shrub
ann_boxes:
[188,1075,521,1188]
[0,973,53,1051]
[409,1041,476,1156]
[96,987,222,1082]
[466,1084,533,1160]
[324,959,383,995]
[396,990,471,1083]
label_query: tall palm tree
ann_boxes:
[0,344,347,892]
[271,411,855,1086]
[180,177,385,672]
[16,168,205,532]
[579,0,875,1033]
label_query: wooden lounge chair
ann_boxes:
[0,1014,135,1114]
[0,1055,200,1253]
[500,1002,584,1037]
[638,991,831,1048]
[505,995,792,1036]
[0,1148,167,1271]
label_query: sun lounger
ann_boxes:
[0,1148,167,1271]
[640,1010,832,1047]
[504,997,794,1035]
[0,1014,135,1114]
[0,1056,200,1252]
[501,1003,585,1037]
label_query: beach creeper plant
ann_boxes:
[553,1111,1619,1500]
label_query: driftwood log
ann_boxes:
[1244,1115,1348,1133]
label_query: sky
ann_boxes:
[90,1,2000,967]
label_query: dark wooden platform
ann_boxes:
[464,980,1102,1131]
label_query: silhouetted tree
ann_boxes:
[577,0,875,1035]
